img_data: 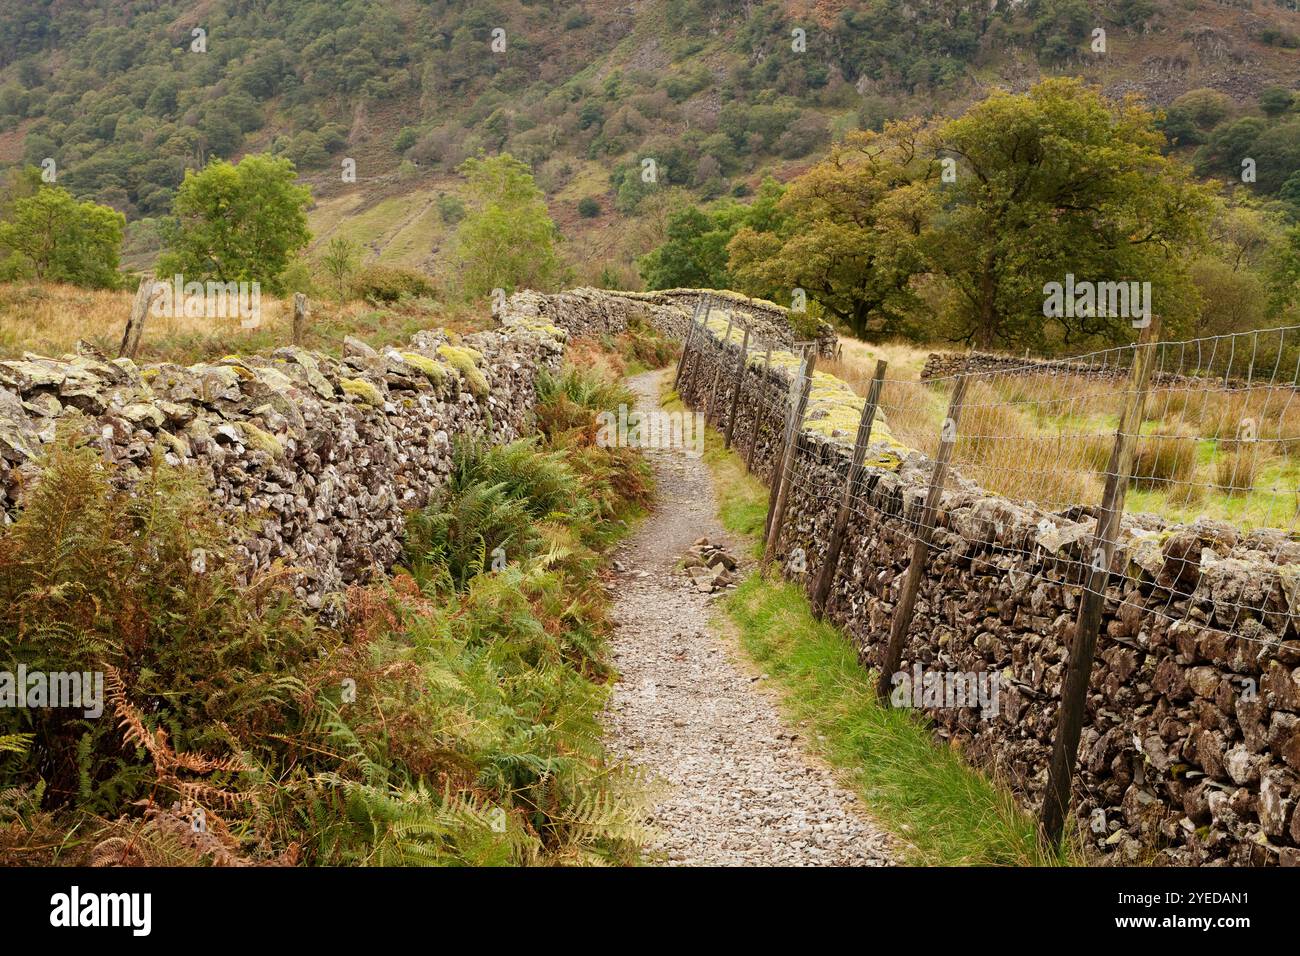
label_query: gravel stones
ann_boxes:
[602,370,895,867]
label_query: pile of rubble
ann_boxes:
[681,536,739,593]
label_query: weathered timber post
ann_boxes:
[762,348,817,567]
[811,359,888,619]
[1039,318,1161,850]
[674,296,704,389]
[744,348,772,473]
[874,372,970,702]
[292,293,310,346]
[723,327,751,449]
[678,297,712,398]
[119,275,159,360]
[705,314,735,423]
[764,348,807,540]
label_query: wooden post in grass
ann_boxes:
[292,293,310,346]
[811,360,887,619]
[763,348,817,567]
[674,296,704,389]
[723,327,751,449]
[705,314,735,423]
[874,372,970,702]
[744,348,772,473]
[119,274,159,360]
[1039,317,1161,850]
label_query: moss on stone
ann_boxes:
[401,351,450,387]
[340,377,384,406]
[437,344,489,399]
[239,421,284,456]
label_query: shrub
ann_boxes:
[577,196,601,217]
[349,265,437,303]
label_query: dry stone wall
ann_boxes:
[6,285,1293,865]
[0,304,571,610]
[0,287,820,613]
[676,318,1300,867]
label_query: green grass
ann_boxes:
[660,370,1074,865]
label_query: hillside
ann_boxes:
[2,0,1298,284]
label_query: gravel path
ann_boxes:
[602,370,897,866]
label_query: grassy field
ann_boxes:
[661,376,1073,865]
[0,281,491,366]
[826,337,1300,530]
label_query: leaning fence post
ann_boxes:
[765,348,807,540]
[1039,318,1161,850]
[679,297,712,398]
[723,327,751,448]
[812,360,887,619]
[745,348,772,473]
[763,349,818,567]
[874,372,970,702]
[674,296,704,389]
[119,274,159,360]
[706,314,735,423]
[292,293,310,346]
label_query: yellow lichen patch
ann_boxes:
[508,317,568,341]
[239,421,284,455]
[702,311,750,347]
[437,344,489,399]
[340,377,384,406]
[401,351,450,387]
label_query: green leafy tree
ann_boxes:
[638,177,785,293]
[449,154,566,298]
[157,154,311,294]
[729,123,937,337]
[928,78,1214,348]
[0,184,123,288]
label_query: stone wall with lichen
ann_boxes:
[0,300,575,611]
[6,286,1296,865]
[676,316,1300,867]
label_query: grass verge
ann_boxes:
[662,372,1072,866]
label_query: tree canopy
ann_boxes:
[449,154,567,298]
[157,154,311,294]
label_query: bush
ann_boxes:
[348,265,437,303]
[577,196,601,217]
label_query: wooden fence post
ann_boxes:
[674,296,704,389]
[119,275,159,360]
[292,293,310,346]
[678,297,712,397]
[811,359,887,619]
[723,327,750,449]
[874,372,970,702]
[705,314,735,423]
[1039,318,1161,850]
[744,348,772,474]
[763,349,817,567]
[765,348,807,540]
